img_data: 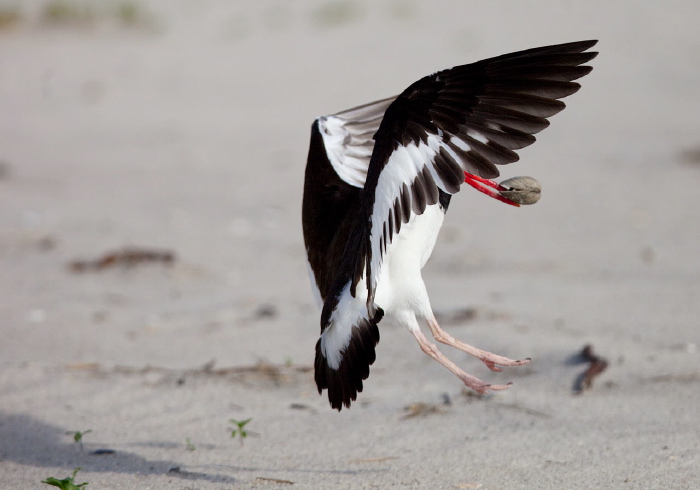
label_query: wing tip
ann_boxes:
[562,39,599,64]
[572,39,598,51]
[548,39,599,54]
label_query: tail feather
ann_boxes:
[315,306,383,410]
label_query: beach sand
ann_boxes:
[1,1,699,488]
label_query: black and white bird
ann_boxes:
[302,40,598,410]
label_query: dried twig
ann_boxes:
[68,247,174,272]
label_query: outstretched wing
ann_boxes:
[354,40,598,308]
[317,96,396,188]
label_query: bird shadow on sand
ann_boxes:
[0,411,237,484]
[0,411,386,482]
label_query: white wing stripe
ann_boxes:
[406,138,456,196]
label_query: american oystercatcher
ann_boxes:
[302,40,598,410]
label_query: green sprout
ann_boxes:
[185,437,196,451]
[229,418,252,446]
[42,467,89,489]
[71,429,92,452]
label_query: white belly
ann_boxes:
[374,204,444,319]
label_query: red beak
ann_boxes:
[463,172,520,207]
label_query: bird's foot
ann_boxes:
[481,355,531,373]
[411,327,519,395]
[427,317,530,372]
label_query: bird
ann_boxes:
[302,40,598,410]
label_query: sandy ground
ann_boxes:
[1,1,699,488]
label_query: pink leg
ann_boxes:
[427,318,531,372]
[410,327,512,394]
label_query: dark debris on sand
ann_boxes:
[571,344,609,394]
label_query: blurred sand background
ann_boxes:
[1,1,699,488]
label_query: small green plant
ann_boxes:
[185,437,196,451]
[72,429,92,452]
[42,467,89,489]
[229,418,252,446]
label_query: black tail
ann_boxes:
[315,308,383,410]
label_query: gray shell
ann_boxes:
[499,176,542,205]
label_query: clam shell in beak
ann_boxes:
[499,176,542,205]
